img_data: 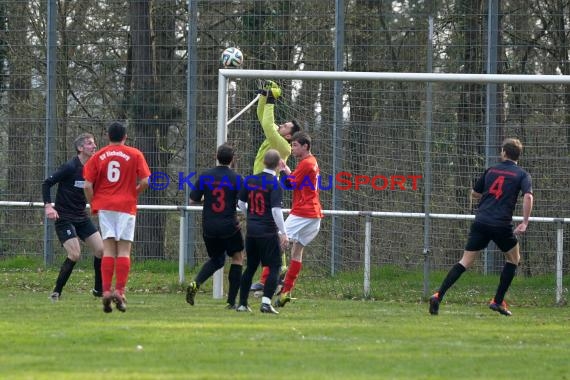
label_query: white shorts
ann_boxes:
[98,210,136,242]
[284,214,321,247]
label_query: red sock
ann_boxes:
[114,256,131,295]
[101,256,115,293]
[259,266,270,285]
[282,259,302,293]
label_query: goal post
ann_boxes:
[213,69,570,303]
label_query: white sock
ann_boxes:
[262,296,271,305]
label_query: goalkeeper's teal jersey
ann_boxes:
[253,98,291,174]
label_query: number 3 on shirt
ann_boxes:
[212,188,225,212]
[488,175,505,199]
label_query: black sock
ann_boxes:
[493,262,517,304]
[93,257,102,292]
[195,259,219,285]
[437,263,466,300]
[53,258,76,294]
[226,264,242,305]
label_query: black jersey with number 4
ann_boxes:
[239,172,283,237]
[190,166,241,238]
[473,160,532,227]
[42,156,88,221]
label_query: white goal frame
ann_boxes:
[212,69,570,302]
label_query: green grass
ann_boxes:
[1,257,569,379]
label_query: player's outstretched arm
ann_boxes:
[256,90,267,122]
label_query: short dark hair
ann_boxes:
[291,131,311,150]
[290,119,301,135]
[73,133,94,154]
[217,143,235,165]
[502,138,523,161]
[263,149,281,170]
[108,122,127,142]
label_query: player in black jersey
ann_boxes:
[429,138,533,316]
[186,144,244,309]
[236,149,289,314]
[42,133,104,301]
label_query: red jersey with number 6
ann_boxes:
[83,144,151,215]
[473,160,532,227]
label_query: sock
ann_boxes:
[93,256,102,292]
[281,259,302,294]
[263,265,280,298]
[262,296,271,305]
[259,266,270,285]
[115,256,131,295]
[238,262,258,307]
[493,262,517,304]
[195,259,220,285]
[437,262,466,300]
[101,256,115,293]
[53,258,76,294]
[226,264,242,305]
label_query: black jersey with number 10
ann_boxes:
[473,160,532,227]
[239,172,283,237]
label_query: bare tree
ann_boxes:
[6,1,36,203]
[129,0,167,259]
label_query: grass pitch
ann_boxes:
[1,258,569,379]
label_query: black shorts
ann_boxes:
[54,218,98,244]
[464,222,518,252]
[245,234,281,268]
[203,230,244,258]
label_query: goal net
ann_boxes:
[213,69,570,302]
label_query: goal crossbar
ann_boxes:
[219,69,570,84]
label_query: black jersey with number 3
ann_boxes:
[473,160,532,227]
[239,172,283,237]
[190,166,241,238]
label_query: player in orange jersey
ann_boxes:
[274,131,323,308]
[83,122,151,313]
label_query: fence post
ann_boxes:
[555,220,564,305]
[179,208,186,284]
[363,213,372,298]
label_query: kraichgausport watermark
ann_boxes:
[147,171,422,192]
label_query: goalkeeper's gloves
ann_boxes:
[255,80,281,101]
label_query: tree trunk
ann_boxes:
[6,1,34,202]
[129,0,166,259]
[455,0,484,211]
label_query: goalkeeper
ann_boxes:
[249,80,301,294]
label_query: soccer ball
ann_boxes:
[220,47,243,68]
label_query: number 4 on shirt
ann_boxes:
[489,175,505,199]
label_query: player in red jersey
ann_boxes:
[83,122,151,313]
[274,131,323,308]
